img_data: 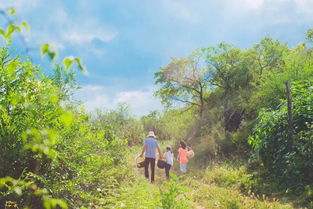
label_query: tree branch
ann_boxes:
[172,97,200,107]
[0,9,33,59]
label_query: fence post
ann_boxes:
[285,80,293,151]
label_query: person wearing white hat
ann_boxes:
[139,131,163,183]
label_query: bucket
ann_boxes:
[135,156,145,168]
[157,159,166,169]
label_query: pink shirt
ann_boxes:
[178,148,188,163]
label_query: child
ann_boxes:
[177,141,188,173]
[164,146,174,179]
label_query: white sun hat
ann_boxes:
[148,131,156,137]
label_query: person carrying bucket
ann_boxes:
[164,146,174,179]
[177,141,189,173]
[139,131,163,183]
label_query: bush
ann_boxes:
[159,174,189,209]
[0,47,129,208]
[249,80,313,189]
[94,104,146,146]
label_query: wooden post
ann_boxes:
[285,80,293,151]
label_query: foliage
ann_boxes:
[0,10,131,208]
[40,43,88,75]
[0,174,68,209]
[184,161,293,209]
[249,80,313,192]
[155,49,209,118]
[104,172,160,208]
[153,32,313,208]
[204,43,252,132]
[0,47,63,177]
[2,6,313,209]
[141,109,194,143]
[94,103,145,145]
[159,175,189,209]
[0,46,128,208]
[249,40,312,111]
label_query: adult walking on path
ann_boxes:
[139,131,163,183]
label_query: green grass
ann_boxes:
[100,144,300,209]
[183,164,293,209]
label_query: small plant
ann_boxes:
[159,174,189,209]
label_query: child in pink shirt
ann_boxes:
[177,141,188,173]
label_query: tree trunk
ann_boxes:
[187,103,205,142]
[223,94,228,132]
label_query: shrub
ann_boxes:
[159,174,189,209]
[249,80,313,188]
[0,47,129,208]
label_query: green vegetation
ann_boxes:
[0,46,131,208]
[185,161,293,209]
[1,8,312,209]
[249,80,313,206]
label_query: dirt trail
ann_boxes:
[127,145,293,209]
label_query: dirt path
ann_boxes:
[126,145,294,209]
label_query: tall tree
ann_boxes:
[155,49,209,119]
[155,49,210,140]
[204,43,250,131]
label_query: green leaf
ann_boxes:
[11,93,20,106]
[57,200,68,209]
[74,57,88,75]
[48,51,57,61]
[6,24,15,36]
[49,94,59,103]
[59,113,74,127]
[0,28,4,36]
[43,200,51,209]
[22,21,30,31]
[41,44,49,56]
[15,26,22,33]
[41,44,58,61]
[63,57,73,69]
[9,8,16,15]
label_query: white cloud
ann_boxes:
[0,0,40,12]
[51,9,117,45]
[263,0,313,23]
[76,85,163,117]
[292,0,313,13]
[243,0,264,9]
[160,0,199,23]
[7,3,117,57]
[157,0,313,26]
[82,85,105,91]
[223,0,265,11]
[64,28,117,44]
[46,8,118,45]
[218,0,313,24]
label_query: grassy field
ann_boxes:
[101,142,299,209]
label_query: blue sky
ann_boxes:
[1,0,313,116]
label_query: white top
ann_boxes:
[165,151,174,165]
